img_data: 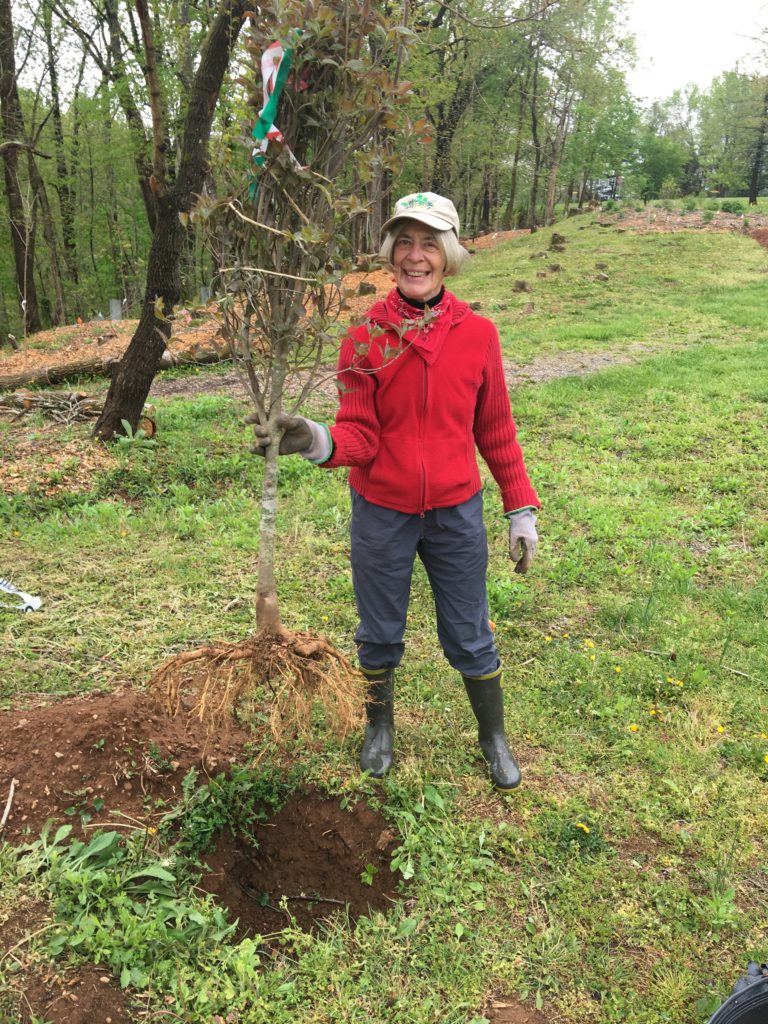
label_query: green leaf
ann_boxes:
[52,824,73,846]
[396,917,418,938]
[423,784,445,811]
[125,864,177,884]
[71,831,121,865]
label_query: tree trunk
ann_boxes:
[256,434,283,632]
[501,66,531,231]
[479,163,491,233]
[93,0,247,441]
[748,89,768,206]
[103,0,158,231]
[26,150,67,325]
[430,75,475,195]
[43,0,79,286]
[0,0,42,334]
[526,47,542,232]
[543,91,572,227]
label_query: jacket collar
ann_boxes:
[365,288,471,365]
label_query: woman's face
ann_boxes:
[392,221,446,303]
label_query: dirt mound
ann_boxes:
[1,690,405,1024]
[750,227,768,249]
[0,688,250,841]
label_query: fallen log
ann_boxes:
[0,346,228,393]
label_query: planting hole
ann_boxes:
[197,790,400,936]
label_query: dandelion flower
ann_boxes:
[716,725,725,734]
[576,822,591,833]
[764,754,768,765]
[584,639,595,649]
[544,636,553,643]
[629,724,639,733]
[589,655,596,662]
[614,666,622,674]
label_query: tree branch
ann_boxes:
[0,140,51,159]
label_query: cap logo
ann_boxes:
[399,193,435,210]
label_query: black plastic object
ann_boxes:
[708,962,768,1024]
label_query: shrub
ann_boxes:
[702,209,715,223]
[720,199,744,214]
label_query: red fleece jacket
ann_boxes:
[322,289,540,515]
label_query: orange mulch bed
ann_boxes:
[0,235,529,387]
[0,269,398,385]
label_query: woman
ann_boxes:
[253,192,540,792]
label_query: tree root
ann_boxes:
[149,628,364,745]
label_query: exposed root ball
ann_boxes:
[150,629,364,743]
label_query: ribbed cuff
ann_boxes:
[301,420,333,464]
[505,506,537,518]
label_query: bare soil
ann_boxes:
[0,689,401,1023]
[484,995,551,1023]
[197,791,398,938]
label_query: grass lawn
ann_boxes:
[1,216,767,1023]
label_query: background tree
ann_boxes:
[0,0,44,335]
[92,0,249,440]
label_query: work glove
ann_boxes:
[246,412,331,462]
[507,508,538,574]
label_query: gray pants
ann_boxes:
[350,488,498,677]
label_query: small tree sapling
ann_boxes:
[152,0,419,740]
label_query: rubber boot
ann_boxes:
[359,668,395,778]
[462,667,521,792]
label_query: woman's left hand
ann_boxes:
[508,509,538,574]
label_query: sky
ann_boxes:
[622,0,767,104]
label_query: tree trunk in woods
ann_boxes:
[748,89,768,206]
[430,75,475,195]
[93,0,247,441]
[103,0,158,231]
[43,0,79,287]
[0,0,42,334]
[501,71,530,231]
[480,164,491,233]
[526,46,542,232]
[26,152,67,326]
[543,92,572,227]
